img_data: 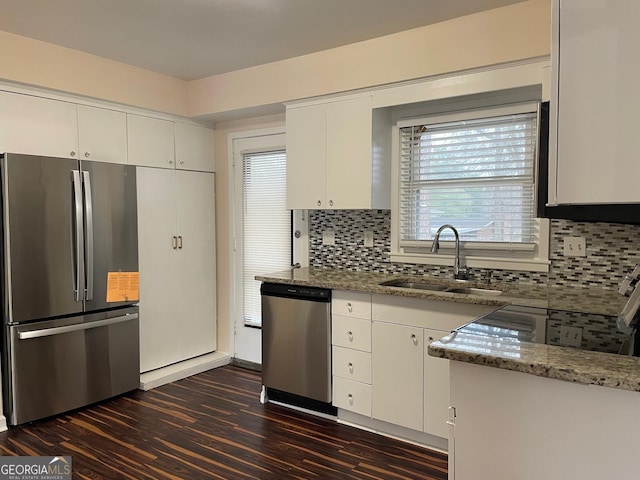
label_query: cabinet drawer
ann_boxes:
[332,290,371,319]
[333,376,371,417]
[332,346,371,384]
[332,315,371,352]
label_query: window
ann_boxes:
[393,102,549,271]
[242,149,291,326]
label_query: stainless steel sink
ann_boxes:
[379,279,448,292]
[445,287,503,296]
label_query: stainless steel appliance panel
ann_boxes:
[262,286,331,403]
[80,161,138,312]
[1,154,83,323]
[6,306,139,425]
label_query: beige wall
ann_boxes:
[0,0,552,359]
[188,0,551,117]
[213,114,286,353]
[0,30,189,116]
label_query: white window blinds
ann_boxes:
[242,150,290,326]
[399,105,538,248]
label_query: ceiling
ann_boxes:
[0,0,526,81]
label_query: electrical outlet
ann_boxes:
[559,325,583,348]
[364,231,374,247]
[322,229,335,246]
[563,236,586,257]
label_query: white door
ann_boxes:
[232,130,307,364]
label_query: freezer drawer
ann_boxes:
[4,307,140,425]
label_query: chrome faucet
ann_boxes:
[430,224,469,280]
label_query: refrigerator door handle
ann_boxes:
[82,170,94,301]
[71,170,84,303]
[17,313,139,340]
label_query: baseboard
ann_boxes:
[230,357,261,372]
[337,409,448,453]
[139,351,231,391]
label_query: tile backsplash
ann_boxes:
[308,210,640,290]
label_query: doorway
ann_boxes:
[231,130,307,363]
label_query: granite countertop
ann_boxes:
[256,267,625,316]
[428,305,640,392]
[258,268,634,391]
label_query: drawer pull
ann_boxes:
[411,334,418,345]
[347,331,354,342]
[348,394,353,405]
[348,362,354,374]
[347,302,353,313]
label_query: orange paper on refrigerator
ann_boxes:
[106,272,139,302]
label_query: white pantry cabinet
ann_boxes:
[550,0,640,204]
[286,94,390,209]
[0,91,77,158]
[137,167,216,372]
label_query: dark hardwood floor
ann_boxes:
[0,365,448,479]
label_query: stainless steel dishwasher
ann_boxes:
[260,283,334,413]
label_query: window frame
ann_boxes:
[390,99,550,273]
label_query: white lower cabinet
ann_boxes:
[137,167,216,372]
[370,294,494,438]
[333,377,372,417]
[423,328,451,439]
[371,322,424,431]
[331,290,372,416]
[331,291,493,444]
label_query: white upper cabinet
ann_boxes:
[286,103,327,208]
[77,105,127,164]
[286,94,390,209]
[127,114,176,169]
[550,0,640,204]
[0,91,78,158]
[174,122,215,172]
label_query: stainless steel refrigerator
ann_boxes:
[0,153,140,425]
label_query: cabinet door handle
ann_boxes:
[348,394,353,405]
[348,362,354,374]
[172,235,178,249]
[428,336,434,343]
[84,151,91,158]
[316,200,321,207]
[179,160,184,165]
[347,302,352,313]
[178,235,183,249]
[168,159,174,165]
[411,334,418,345]
[70,151,77,157]
[347,331,354,342]
[329,199,334,207]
